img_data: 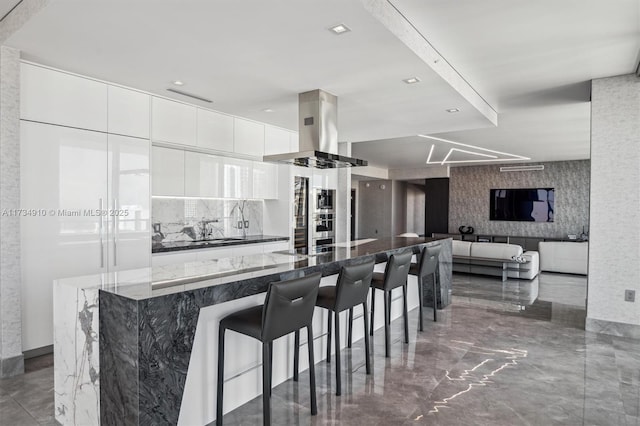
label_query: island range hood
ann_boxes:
[263,89,368,168]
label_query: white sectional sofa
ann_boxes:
[538,241,588,275]
[452,240,540,280]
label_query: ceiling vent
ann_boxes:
[499,165,544,172]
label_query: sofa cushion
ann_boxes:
[539,242,588,275]
[452,240,472,257]
[470,242,523,259]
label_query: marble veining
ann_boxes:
[92,237,451,425]
[54,283,100,426]
[152,198,263,244]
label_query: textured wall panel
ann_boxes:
[587,75,640,330]
[448,160,590,238]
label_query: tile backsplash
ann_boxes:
[152,198,263,243]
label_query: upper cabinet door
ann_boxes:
[108,134,151,271]
[234,118,264,157]
[152,146,185,196]
[185,151,223,197]
[108,86,150,139]
[197,109,234,152]
[289,131,299,152]
[151,97,197,146]
[252,162,278,199]
[222,158,253,199]
[264,125,291,156]
[20,63,108,132]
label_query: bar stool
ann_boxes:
[409,245,441,329]
[216,272,322,426]
[296,260,375,396]
[367,251,413,358]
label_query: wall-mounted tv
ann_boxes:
[490,188,555,222]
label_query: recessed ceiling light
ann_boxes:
[172,80,184,86]
[263,108,274,113]
[446,108,460,113]
[403,77,421,84]
[329,24,351,34]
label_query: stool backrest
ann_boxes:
[418,245,441,278]
[262,272,322,342]
[334,260,375,312]
[383,251,413,291]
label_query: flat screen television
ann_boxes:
[490,188,555,222]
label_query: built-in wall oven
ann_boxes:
[313,237,334,253]
[314,189,335,211]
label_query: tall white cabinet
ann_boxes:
[20,63,151,352]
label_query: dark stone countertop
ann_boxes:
[95,236,453,425]
[152,234,289,253]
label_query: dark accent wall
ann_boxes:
[425,178,450,236]
[448,160,590,238]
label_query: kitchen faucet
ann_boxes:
[199,218,220,240]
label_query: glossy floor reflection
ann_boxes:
[1,272,639,425]
[221,272,639,426]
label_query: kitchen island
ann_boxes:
[54,237,452,426]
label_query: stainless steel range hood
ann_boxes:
[263,89,367,168]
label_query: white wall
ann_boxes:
[587,74,640,337]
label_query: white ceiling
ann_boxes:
[5,0,640,168]
[355,0,639,168]
[6,0,495,143]
[0,0,19,20]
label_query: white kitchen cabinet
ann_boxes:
[289,131,299,152]
[222,157,253,198]
[232,244,265,257]
[263,241,290,253]
[264,125,291,155]
[197,109,234,152]
[108,134,151,271]
[152,146,185,196]
[185,151,222,198]
[252,161,278,199]
[234,117,264,157]
[152,251,196,267]
[151,97,197,146]
[195,247,234,261]
[20,63,108,131]
[108,86,150,139]
[20,122,152,351]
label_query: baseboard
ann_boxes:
[23,344,53,359]
[586,318,640,339]
[0,354,24,378]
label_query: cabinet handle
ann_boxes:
[99,198,104,268]
[113,198,118,267]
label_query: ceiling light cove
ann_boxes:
[329,24,351,34]
[403,77,421,84]
[419,135,530,165]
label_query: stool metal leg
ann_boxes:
[326,312,332,363]
[307,325,318,415]
[369,288,375,336]
[293,330,300,381]
[433,272,438,322]
[362,301,371,374]
[334,311,341,396]
[347,308,353,348]
[216,326,226,426]
[269,342,273,397]
[418,275,424,332]
[384,289,391,358]
[402,284,409,344]
[262,343,271,426]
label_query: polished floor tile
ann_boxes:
[2,272,639,425]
